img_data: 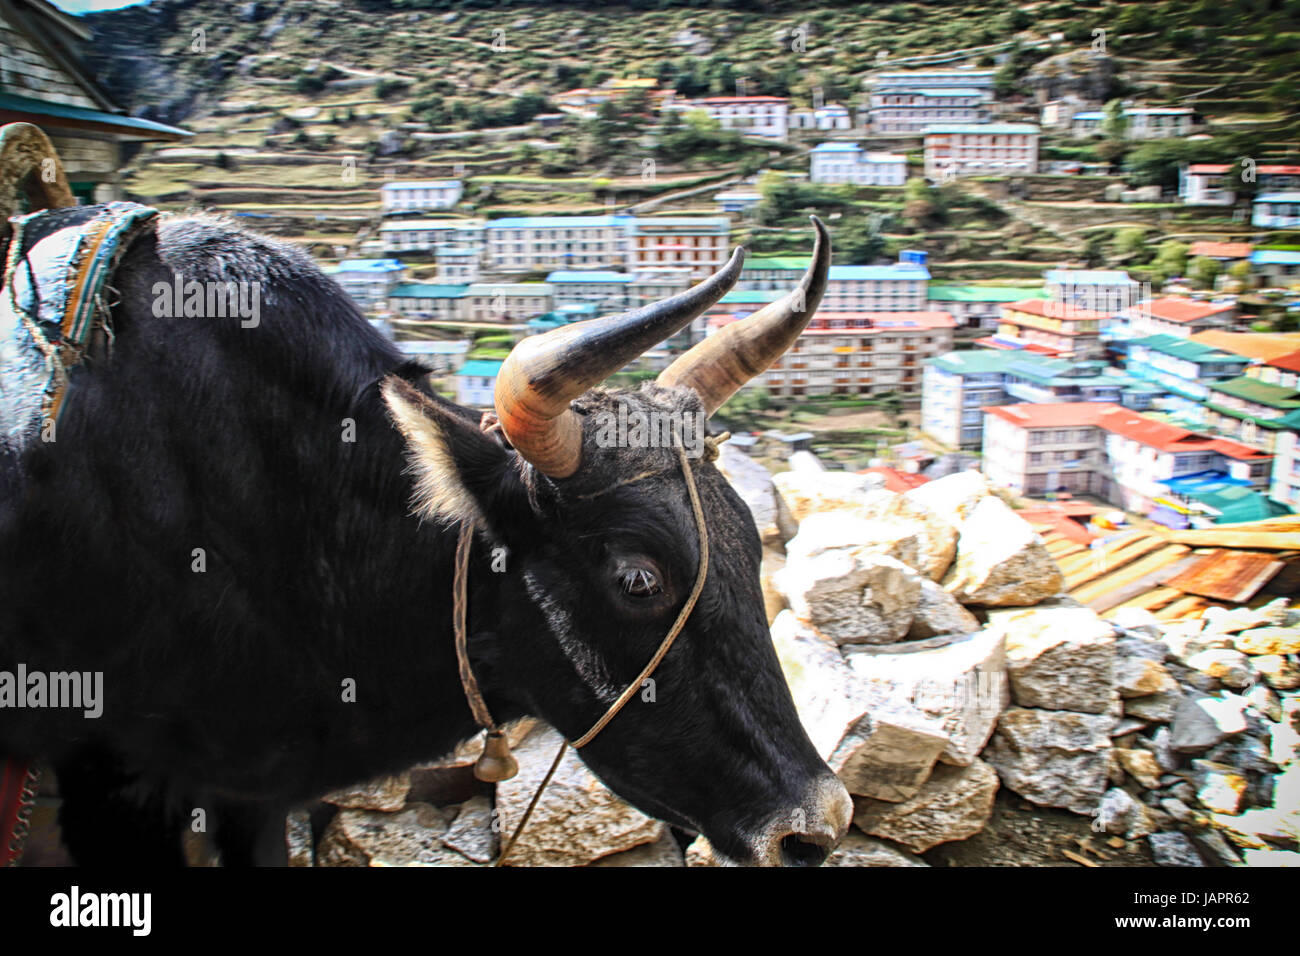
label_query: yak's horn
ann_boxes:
[494,247,745,478]
[657,216,830,416]
[0,123,75,236]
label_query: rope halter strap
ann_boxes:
[451,438,712,866]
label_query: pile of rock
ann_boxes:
[715,449,1299,867]
[289,449,1298,867]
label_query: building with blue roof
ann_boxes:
[1045,269,1140,313]
[810,143,907,186]
[1252,193,1300,229]
[329,259,407,309]
[1250,248,1300,285]
[456,359,504,408]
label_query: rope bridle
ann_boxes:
[451,437,715,866]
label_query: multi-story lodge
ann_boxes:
[546,270,636,310]
[748,310,955,401]
[484,215,631,272]
[866,88,990,135]
[1044,269,1140,313]
[1122,334,1250,425]
[1271,415,1300,509]
[380,180,463,214]
[981,403,1273,515]
[1123,297,1237,339]
[1070,106,1195,140]
[922,123,1040,179]
[925,285,1049,329]
[330,259,406,309]
[824,260,931,312]
[379,219,486,256]
[865,68,996,98]
[626,216,732,278]
[809,143,907,185]
[1202,376,1300,453]
[980,298,1109,360]
[688,96,789,140]
[719,256,931,313]
[923,350,1137,449]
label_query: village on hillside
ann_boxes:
[5,0,1299,874]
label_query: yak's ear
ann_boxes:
[382,376,533,539]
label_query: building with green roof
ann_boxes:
[926,284,1049,328]
[1124,334,1251,426]
[1202,375,1300,453]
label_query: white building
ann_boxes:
[867,69,996,96]
[435,245,480,282]
[546,270,636,310]
[462,283,552,322]
[626,216,732,278]
[867,88,989,135]
[1070,106,1195,140]
[1044,269,1140,313]
[923,123,1039,179]
[824,255,931,312]
[809,143,907,186]
[1179,164,1236,206]
[813,104,852,130]
[330,259,406,309]
[1253,192,1300,229]
[381,180,464,213]
[689,96,789,140]
[456,360,503,407]
[379,219,485,256]
[484,215,632,271]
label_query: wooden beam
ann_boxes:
[1072,545,1192,609]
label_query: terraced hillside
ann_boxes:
[79,0,1300,275]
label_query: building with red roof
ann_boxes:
[1125,296,1237,339]
[1180,164,1235,205]
[1188,241,1253,261]
[990,298,1110,359]
[980,401,1273,518]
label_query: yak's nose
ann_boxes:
[755,774,852,867]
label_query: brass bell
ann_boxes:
[473,731,518,783]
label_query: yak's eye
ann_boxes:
[618,567,662,598]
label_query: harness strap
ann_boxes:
[451,439,712,866]
[0,759,39,867]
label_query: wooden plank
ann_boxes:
[1161,550,1285,603]
[1166,530,1300,549]
[1064,536,1168,590]
[1074,546,1194,610]
[1055,531,1149,577]
[1155,595,1211,621]
[1106,587,1183,616]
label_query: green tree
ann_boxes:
[1114,227,1149,258]
[1123,140,1200,190]
[1150,240,1189,286]
[1101,99,1128,141]
[836,212,891,264]
[1188,255,1222,289]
